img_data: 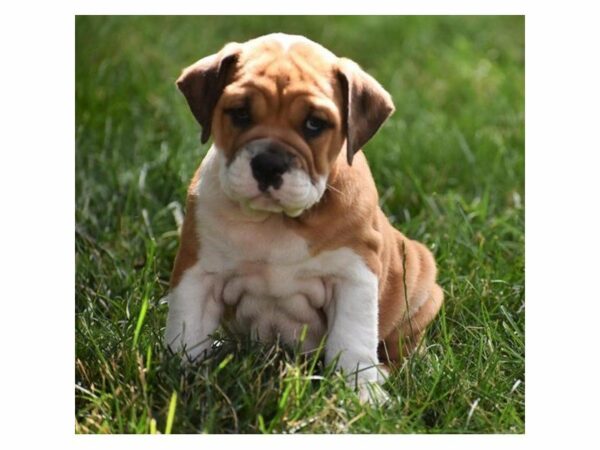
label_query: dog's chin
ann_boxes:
[221,180,322,219]
[223,186,314,218]
[232,191,309,219]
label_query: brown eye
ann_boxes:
[303,116,330,138]
[226,107,252,128]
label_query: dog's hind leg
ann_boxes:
[378,283,444,366]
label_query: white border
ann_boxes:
[73,0,531,15]
[3,0,600,448]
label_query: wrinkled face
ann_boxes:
[211,37,345,217]
[177,33,395,218]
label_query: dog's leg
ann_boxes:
[165,263,223,362]
[325,266,388,404]
[380,283,444,366]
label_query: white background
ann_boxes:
[1,0,599,448]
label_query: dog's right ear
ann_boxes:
[176,43,242,144]
[336,58,395,165]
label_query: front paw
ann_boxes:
[349,364,390,405]
[357,381,390,405]
[164,323,213,364]
[167,339,212,364]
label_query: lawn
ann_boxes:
[75,15,524,434]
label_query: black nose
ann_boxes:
[250,149,293,191]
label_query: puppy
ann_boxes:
[165,33,443,402]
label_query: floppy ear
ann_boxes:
[176,43,241,144]
[336,58,395,165]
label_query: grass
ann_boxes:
[75,15,524,434]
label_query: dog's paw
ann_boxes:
[352,365,390,406]
[165,336,213,366]
[357,381,391,406]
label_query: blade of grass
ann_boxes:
[132,295,149,348]
[165,391,177,434]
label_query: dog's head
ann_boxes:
[177,33,394,217]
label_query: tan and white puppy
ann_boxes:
[165,33,444,402]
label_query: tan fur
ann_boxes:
[171,34,444,366]
[169,166,202,288]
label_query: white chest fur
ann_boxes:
[198,220,335,349]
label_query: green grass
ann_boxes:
[75,15,524,434]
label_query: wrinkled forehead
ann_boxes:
[227,34,340,102]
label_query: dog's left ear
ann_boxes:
[336,58,395,165]
[176,43,242,144]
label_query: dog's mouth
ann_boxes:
[218,138,327,218]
